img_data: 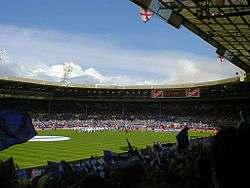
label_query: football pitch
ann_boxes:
[0,130,214,169]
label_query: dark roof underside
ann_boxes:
[130,0,250,77]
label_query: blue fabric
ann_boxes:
[46,161,63,175]
[16,169,28,180]
[103,150,112,159]
[103,150,118,167]
[0,111,37,150]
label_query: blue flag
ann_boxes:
[0,111,37,150]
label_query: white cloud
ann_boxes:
[0,24,243,85]
[24,61,110,82]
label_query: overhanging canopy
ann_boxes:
[130,0,250,77]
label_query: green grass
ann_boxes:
[0,130,214,169]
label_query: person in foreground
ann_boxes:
[211,111,250,188]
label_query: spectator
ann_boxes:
[79,175,112,188]
[212,125,250,187]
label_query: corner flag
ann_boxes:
[0,111,37,151]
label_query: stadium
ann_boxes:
[0,0,250,188]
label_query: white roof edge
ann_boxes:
[0,75,241,89]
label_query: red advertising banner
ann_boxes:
[151,90,186,98]
[185,88,200,97]
[151,90,164,98]
[151,89,200,98]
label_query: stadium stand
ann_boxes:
[0,74,250,187]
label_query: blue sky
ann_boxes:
[0,0,242,85]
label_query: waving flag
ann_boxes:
[139,8,153,23]
[103,150,119,167]
[0,111,37,151]
[218,55,225,63]
[126,138,134,152]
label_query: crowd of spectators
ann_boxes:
[32,117,216,133]
[1,135,214,188]
[2,119,250,188]
[1,99,250,187]
[29,101,249,130]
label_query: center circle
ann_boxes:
[29,136,71,142]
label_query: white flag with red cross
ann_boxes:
[139,8,154,23]
[217,54,225,63]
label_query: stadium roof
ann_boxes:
[0,75,249,101]
[130,0,250,78]
[0,75,242,90]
